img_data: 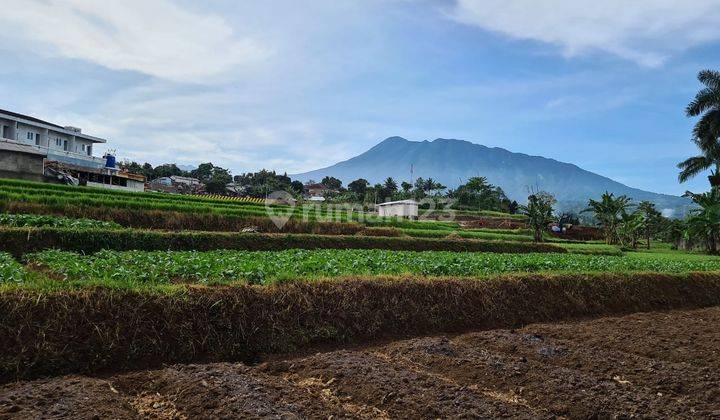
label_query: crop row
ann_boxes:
[0,252,25,283]
[0,213,121,230]
[0,226,566,256]
[0,180,469,229]
[0,178,272,209]
[24,248,720,287]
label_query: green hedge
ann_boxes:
[0,227,568,256]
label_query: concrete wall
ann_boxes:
[47,130,72,152]
[0,151,45,177]
[378,203,418,218]
[87,180,145,192]
[0,118,16,141]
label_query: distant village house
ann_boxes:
[377,199,419,218]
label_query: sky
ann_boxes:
[0,0,719,195]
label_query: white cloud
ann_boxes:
[450,0,720,67]
[0,0,269,83]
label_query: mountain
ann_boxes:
[177,164,197,172]
[291,136,693,217]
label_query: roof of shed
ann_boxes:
[377,199,418,206]
[0,140,47,156]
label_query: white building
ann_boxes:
[377,199,419,218]
[0,108,145,191]
[0,108,107,169]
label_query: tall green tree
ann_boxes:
[450,176,509,212]
[583,192,632,244]
[347,178,369,199]
[381,177,398,200]
[320,176,343,190]
[191,163,232,194]
[519,192,555,243]
[678,70,720,186]
[685,188,720,254]
[617,210,646,249]
[637,201,662,249]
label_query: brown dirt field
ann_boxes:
[1,307,719,419]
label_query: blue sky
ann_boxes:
[1,0,719,195]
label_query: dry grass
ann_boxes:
[1,272,719,381]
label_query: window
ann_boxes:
[55,138,62,147]
[81,144,86,152]
[26,132,33,140]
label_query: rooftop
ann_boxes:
[0,108,107,143]
[378,199,418,206]
[0,139,47,156]
[0,108,64,129]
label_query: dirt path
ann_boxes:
[1,307,719,419]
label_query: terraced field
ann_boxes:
[22,248,720,287]
[0,178,717,419]
[2,307,718,419]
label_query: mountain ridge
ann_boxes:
[291,136,692,216]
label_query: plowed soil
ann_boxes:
[2,307,719,419]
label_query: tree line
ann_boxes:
[310,175,518,213]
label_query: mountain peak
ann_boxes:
[381,136,409,143]
[291,136,691,216]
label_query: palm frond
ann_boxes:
[698,69,720,90]
[677,155,713,183]
[685,87,720,117]
[692,109,720,144]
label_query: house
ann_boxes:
[0,108,145,191]
[148,175,205,194]
[304,182,329,197]
[0,108,106,169]
[377,199,419,218]
[45,160,146,192]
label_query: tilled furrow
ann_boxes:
[379,333,708,418]
[111,362,357,419]
[265,349,541,419]
[0,376,139,419]
[521,308,720,369]
[476,328,720,411]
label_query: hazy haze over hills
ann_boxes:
[291,137,693,217]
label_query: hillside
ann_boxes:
[291,136,693,216]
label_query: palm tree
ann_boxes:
[519,192,555,243]
[678,69,720,186]
[637,200,661,249]
[684,189,720,254]
[617,210,645,249]
[583,192,632,244]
